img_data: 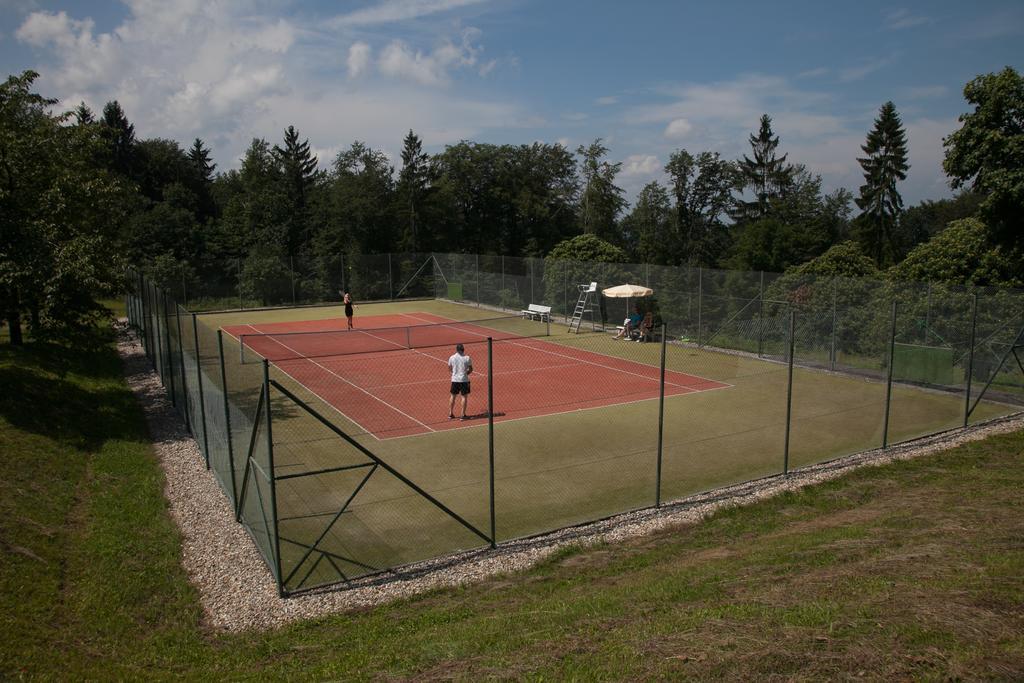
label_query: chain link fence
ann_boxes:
[125,253,1024,595]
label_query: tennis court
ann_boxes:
[223,312,730,439]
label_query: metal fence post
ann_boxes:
[263,359,284,596]
[237,257,243,310]
[656,323,667,507]
[388,253,393,300]
[192,313,210,467]
[563,264,568,322]
[925,281,932,344]
[830,281,838,371]
[162,291,177,405]
[697,267,703,346]
[964,293,978,427]
[757,270,765,357]
[783,308,796,475]
[475,254,480,306]
[175,304,191,433]
[529,258,534,305]
[340,252,346,294]
[217,329,237,507]
[487,338,496,548]
[139,272,148,355]
[290,254,296,305]
[883,300,897,448]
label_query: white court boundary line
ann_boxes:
[231,324,434,439]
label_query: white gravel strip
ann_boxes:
[116,320,1024,633]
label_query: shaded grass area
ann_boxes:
[2,320,1023,679]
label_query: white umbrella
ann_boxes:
[601,283,654,317]
[601,284,653,298]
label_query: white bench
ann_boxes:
[521,304,552,321]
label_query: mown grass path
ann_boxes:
[1,322,1022,679]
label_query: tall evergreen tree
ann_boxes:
[854,101,909,266]
[731,114,794,223]
[397,130,431,251]
[188,138,216,181]
[100,100,136,177]
[73,102,94,125]
[272,126,319,261]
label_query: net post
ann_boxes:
[963,293,978,428]
[263,359,285,597]
[487,337,496,548]
[783,307,795,476]
[217,329,238,507]
[192,313,210,467]
[175,303,191,433]
[656,323,667,507]
[883,300,897,448]
[239,334,245,365]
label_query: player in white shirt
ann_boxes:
[447,343,473,420]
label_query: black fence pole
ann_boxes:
[783,308,796,476]
[487,338,496,548]
[162,291,177,405]
[218,329,238,507]
[175,304,191,433]
[263,359,284,596]
[192,313,210,468]
[138,272,148,354]
[964,293,978,428]
[656,323,667,507]
[883,300,897,448]
[757,270,764,357]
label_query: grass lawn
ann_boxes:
[2,314,1023,678]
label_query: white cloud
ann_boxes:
[620,154,661,178]
[328,0,489,28]
[377,27,486,86]
[883,8,931,30]
[347,41,371,79]
[664,118,692,138]
[596,95,618,105]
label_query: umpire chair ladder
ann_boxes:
[569,282,598,333]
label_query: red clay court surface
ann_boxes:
[223,312,730,439]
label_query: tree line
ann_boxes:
[2,67,1022,344]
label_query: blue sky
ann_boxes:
[2,0,1022,207]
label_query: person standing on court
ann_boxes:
[341,291,355,329]
[447,343,473,420]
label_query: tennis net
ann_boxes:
[237,315,549,363]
